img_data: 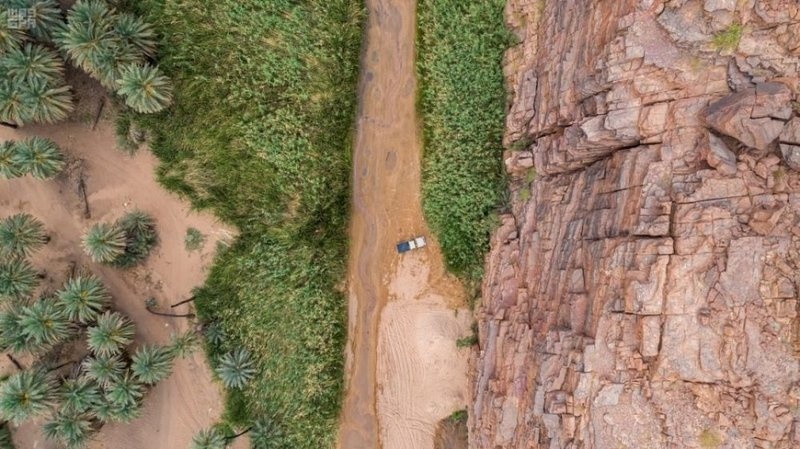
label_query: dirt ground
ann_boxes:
[0,119,246,449]
[338,0,472,448]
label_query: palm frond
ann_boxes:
[104,371,143,408]
[42,409,94,448]
[0,79,33,125]
[0,212,48,257]
[0,141,23,178]
[20,79,74,124]
[86,311,134,357]
[130,344,174,384]
[0,257,38,299]
[168,331,199,358]
[0,9,28,55]
[0,369,57,423]
[117,64,173,114]
[215,347,257,389]
[12,136,65,178]
[2,42,65,85]
[190,427,227,449]
[81,353,125,388]
[19,296,74,348]
[59,376,102,413]
[82,222,126,264]
[114,12,156,57]
[56,274,110,323]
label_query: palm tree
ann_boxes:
[168,331,199,358]
[190,427,227,449]
[0,369,57,423]
[104,371,143,408]
[21,79,74,124]
[82,222,126,264]
[0,141,23,178]
[19,296,74,348]
[215,348,256,389]
[249,416,286,449]
[56,0,117,73]
[0,9,27,55]
[0,423,13,449]
[0,307,32,353]
[13,136,65,179]
[130,344,174,385]
[114,13,157,58]
[59,376,101,413]
[87,41,139,90]
[81,353,124,388]
[42,409,94,448]
[0,258,39,299]
[114,210,157,267]
[0,213,49,257]
[3,43,65,85]
[91,395,140,423]
[56,275,110,323]
[22,0,65,42]
[0,79,34,125]
[117,64,173,114]
[86,311,135,357]
[204,322,226,346]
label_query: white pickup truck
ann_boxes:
[396,236,427,253]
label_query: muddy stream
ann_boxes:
[338,1,472,449]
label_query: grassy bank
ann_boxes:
[417,0,509,283]
[125,1,363,447]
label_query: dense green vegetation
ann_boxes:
[417,0,509,282]
[125,1,363,447]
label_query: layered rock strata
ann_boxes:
[472,1,800,448]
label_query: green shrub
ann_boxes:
[712,23,742,51]
[184,227,205,252]
[417,0,510,282]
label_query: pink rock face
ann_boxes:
[472,1,800,448]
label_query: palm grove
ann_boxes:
[0,1,260,448]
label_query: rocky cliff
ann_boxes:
[471,1,800,448]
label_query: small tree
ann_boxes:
[250,417,286,449]
[0,80,33,125]
[21,0,65,42]
[0,258,39,299]
[59,375,102,414]
[0,369,57,423]
[0,423,13,449]
[81,353,125,388]
[0,212,49,257]
[130,344,174,384]
[92,395,140,423]
[86,311,135,357]
[215,348,256,389]
[19,296,74,349]
[56,274,110,323]
[83,222,127,264]
[114,13,157,58]
[0,141,23,178]
[13,136,65,179]
[117,64,173,113]
[42,409,94,448]
[23,79,74,124]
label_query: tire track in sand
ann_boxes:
[338,1,472,448]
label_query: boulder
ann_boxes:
[704,83,792,150]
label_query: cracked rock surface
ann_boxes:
[471,1,800,448]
